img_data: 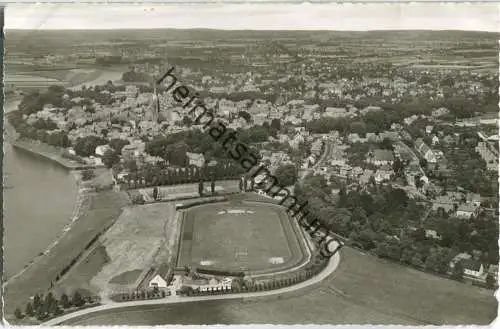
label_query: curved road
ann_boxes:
[42,249,341,326]
[299,140,332,181]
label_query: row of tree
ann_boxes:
[124,162,245,190]
[15,291,90,321]
[119,288,167,302]
[179,254,327,297]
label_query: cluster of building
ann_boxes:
[431,191,483,219]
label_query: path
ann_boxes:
[42,249,341,326]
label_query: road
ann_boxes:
[42,248,341,326]
[299,140,332,181]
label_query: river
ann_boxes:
[3,100,78,279]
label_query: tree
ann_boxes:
[125,160,138,172]
[15,307,23,319]
[275,164,298,187]
[182,115,193,126]
[48,298,60,315]
[74,136,108,157]
[451,262,464,280]
[33,294,41,311]
[270,118,281,132]
[411,254,425,268]
[72,291,85,307]
[45,292,55,307]
[392,157,404,176]
[419,158,428,171]
[211,178,215,195]
[164,142,189,167]
[25,301,35,317]
[60,293,71,309]
[486,273,497,289]
[239,177,244,192]
[368,175,377,188]
[238,110,252,123]
[415,175,424,190]
[81,169,95,181]
[109,138,130,154]
[198,180,204,197]
[102,149,120,169]
[380,138,394,150]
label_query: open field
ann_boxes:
[5,65,125,91]
[69,69,124,90]
[4,190,129,318]
[57,202,181,300]
[62,247,497,326]
[177,196,307,275]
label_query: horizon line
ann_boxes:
[5,28,499,33]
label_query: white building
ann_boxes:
[149,274,168,288]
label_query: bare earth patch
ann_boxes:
[89,202,180,299]
[109,269,143,285]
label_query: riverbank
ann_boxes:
[3,171,86,284]
[4,103,95,170]
[10,138,96,170]
[4,189,130,319]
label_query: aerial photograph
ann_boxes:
[2,2,498,326]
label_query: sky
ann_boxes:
[5,3,500,32]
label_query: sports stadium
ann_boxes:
[176,194,312,276]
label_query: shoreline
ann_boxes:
[4,105,95,171]
[3,171,89,286]
[9,138,96,171]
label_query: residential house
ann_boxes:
[366,133,382,143]
[375,168,393,183]
[370,149,395,166]
[347,133,362,144]
[359,169,375,185]
[182,276,233,292]
[311,139,323,155]
[456,203,480,219]
[431,195,456,213]
[461,259,485,281]
[351,166,364,178]
[425,229,442,240]
[95,144,112,157]
[290,133,305,150]
[339,164,352,178]
[324,107,349,118]
[186,152,205,168]
[148,265,170,289]
[432,107,450,118]
[415,138,437,163]
[466,193,482,207]
[475,141,498,172]
[379,131,399,141]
